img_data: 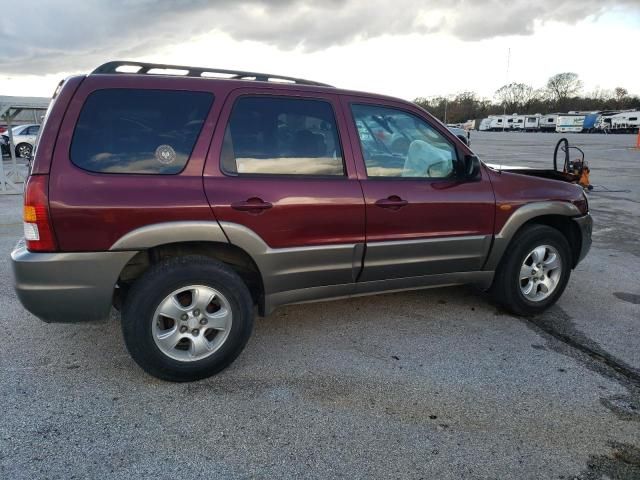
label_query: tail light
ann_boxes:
[23,174,57,252]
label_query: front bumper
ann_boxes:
[11,239,137,323]
[572,213,592,265]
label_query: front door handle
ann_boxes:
[375,196,408,210]
[231,197,273,213]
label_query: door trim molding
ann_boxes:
[264,270,494,315]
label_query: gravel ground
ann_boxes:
[1,132,639,479]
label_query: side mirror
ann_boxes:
[463,154,480,179]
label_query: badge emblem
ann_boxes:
[155,144,177,164]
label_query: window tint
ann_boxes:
[222,96,344,176]
[71,89,213,174]
[351,104,457,179]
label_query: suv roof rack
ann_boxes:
[92,61,333,87]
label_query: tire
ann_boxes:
[15,143,32,158]
[490,224,572,316]
[121,255,254,382]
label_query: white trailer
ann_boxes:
[556,114,586,133]
[503,115,516,130]
[539,114,558,132]
[511,115,526,130]
[610,111,640,132]
[487,116,505,131]
[524,115,541,131]
[478,118,492,131]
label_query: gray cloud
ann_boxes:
[1,0,638,74]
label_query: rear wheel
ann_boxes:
[491,224,571,316]
[121,255,254,381]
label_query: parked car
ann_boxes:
[4,123,40,158]
[447,125,470,145]
[11,61,592,381]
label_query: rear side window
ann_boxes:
[70,89,213,174]
[221,96,344,176]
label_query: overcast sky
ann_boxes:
[1,0,639,100]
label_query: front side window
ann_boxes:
[221,96,344,176]
[351,104,457,178]
[71,89,213,174]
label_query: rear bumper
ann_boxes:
[572,213,592,265]
[11,239,137,323]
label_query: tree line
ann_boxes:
[414,73,640,125]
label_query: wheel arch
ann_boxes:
[485,201,583,271]
[114,240,266,315]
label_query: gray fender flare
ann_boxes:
[484,201,581,270]
[109,221,229,250]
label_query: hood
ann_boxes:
[485,163,586,210]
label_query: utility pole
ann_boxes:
[444,97,448,124]
[502,48,510,132]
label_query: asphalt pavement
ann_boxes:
[0,132,638,479]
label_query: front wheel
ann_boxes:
[121,256,254,382]
[491,224,572,316]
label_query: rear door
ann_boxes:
[203,88,365,295]
[341,96,495,282]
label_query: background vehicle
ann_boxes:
[447,125,470,145]
[6,123,40,158]
[0,134,8,156]
[11,61,591,382]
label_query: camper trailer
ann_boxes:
[478,118,492,131]
[524,115,541,131]
[539,114,558,132]
[487,116,505,131]
[610,111,640,133]
[504,115,516,130]
[556,114,586,133]
[511,114,526,130]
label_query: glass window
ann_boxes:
[222,96,344,176]
[351,104,457,178]
[70,89,213,174]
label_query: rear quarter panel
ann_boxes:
[48,75,227,251]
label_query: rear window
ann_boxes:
[70,89,213,174]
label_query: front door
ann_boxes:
[342,97,495,282]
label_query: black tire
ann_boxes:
[490,224,572,316]
[121,255,254,382]
[15,143,32,158]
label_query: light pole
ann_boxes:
[444,97,448,124]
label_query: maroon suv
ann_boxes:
[11,61,592,381]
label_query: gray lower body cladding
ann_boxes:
[11,240,137,323]
[572,214,592,264]
[264,270,494,315]
[11,210,591,323]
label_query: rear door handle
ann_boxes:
[231,197,273,213]
[375,196,408,210]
